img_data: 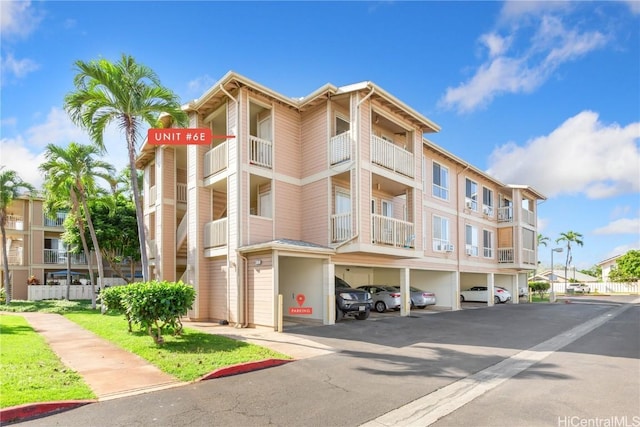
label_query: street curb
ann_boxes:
[0,400,96,424]
[198,358,294,381]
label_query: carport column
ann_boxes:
[487,273,495,306]
[453,272,461,311]
[514,274,520,305]
[399,268,411,316]
[326,263,335,325]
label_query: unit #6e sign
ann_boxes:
[148,128,234,145]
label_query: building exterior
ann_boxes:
[1,195,132,300]
[597,254,623,282]
[136,72,546,328]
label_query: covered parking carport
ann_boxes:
[459,271,528,308]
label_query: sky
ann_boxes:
[1,0,639,271]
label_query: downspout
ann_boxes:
[220,84,247,328]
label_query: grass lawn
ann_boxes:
[1,300,291,386]
[0,314,96,408]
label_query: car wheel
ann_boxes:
[460,295,465,302]
[494,296,500,304]
[355,310,370,320]
[335,308,344,322]
[375,301,387,313]
[418,305,426,309]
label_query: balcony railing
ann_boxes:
[0,247,23,266]
[249,136,273,169]
[204,141,228,178]
[43,249,87,265]
[148,185,157,206]
[522,208,535,226]
[176,183,187,204]
[331,212,352,243]
[330,131,352,165]
[204,218,228,249]
[497,247,514,263]
[498,206,513,223]
[371,135,414,178]
[371,214,414,248]
[6,214,24,230]
[522,248,536,265]
[44,212,67,227]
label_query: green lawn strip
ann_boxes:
[0,314,96,409]
[63,310,292,382]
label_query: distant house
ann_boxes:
[530,269,598,284]
[597,254,624,282]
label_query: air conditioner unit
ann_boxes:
[465,248,473,256]
[483,207,491,216]
[465,201,473,209]
[445,244,454,252]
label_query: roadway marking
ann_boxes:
[361,302,637,427]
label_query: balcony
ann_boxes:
[6,214,24,230]
[44,212,67,227]
[43,249,87,265]
[497,247,514,263]
[371,135,414,178]
[249,136,272,169]
[177,183,187,204]
[148,185,157,207]
[204,141,228,178]
[371,214,415,248]
[498,206,513,223]
[330,131,352,165]
[331,212,352,243]
[0,247,23,266]
[204,218,228,249]
[522,208,535,226]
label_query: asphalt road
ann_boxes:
[16,296,640,427]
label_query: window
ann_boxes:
[483,187,494,216]
[483,229,493,258]
[432,162,449,200]
[381,200,393,217]
[336,115,349,135]
[465,224,479,256]
[250,175,272,218]
[432,215,450,251]
[465,179,478,211]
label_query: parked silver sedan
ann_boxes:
[357,285,401,313]
[393,286,436,309]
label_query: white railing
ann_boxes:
[249,136,273,168]
[204,141,228,177]
[44,212,67,227]
[0,247,23,265]
[522,208,535,226]
[498,206,513,223]
[330,131,352,165]
[148,185,157,206]
[433,239,453,252]
[331,212,352,242]
[371,214,414,248]
[6,214,24,230]
[204,218,228,248]
[497,247,514,263]
[147,239,156,260]
[522,248,536,265]
[370,135,414,178]
[43,249,87,264]
[548,282,639,295]
[176,182,187,203]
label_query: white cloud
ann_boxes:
[25,107,87,148]
[187,74,216,98]
[0,136,47,189]
[440,9,608,113]
[620,0,640,15]
[487,111,640,199]
[0,0,43,38]
[593,218,640,235]
[1,52,39,83]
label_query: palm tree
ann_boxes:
[0,168,35,303]
[537,233,549,247]
[556,231,584,292]
[39,143,115,307]
[64,54,188,281]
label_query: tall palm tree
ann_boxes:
[39,143,115,307]
[537,233,549,248]
[0,168,35,303]
[64,54,188,281]
[556,231,584,292]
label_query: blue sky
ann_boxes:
[1,1,639,271]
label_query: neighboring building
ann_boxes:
[136,72,546,327]
[530,269,599,284]
[597,254,624,282]
[0,195,133,299]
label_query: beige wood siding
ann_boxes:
[246,252,273,327]
[301,179,329,245]
[274,103,301,178]
[274,181,301,239]
[301,105,328,177]
[248,216,273,245]
[208,257,229,321]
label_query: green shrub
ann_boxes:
[121,281,196,345]
[529,281,550,299]
[0,288,6,305]
[99,285,134,331]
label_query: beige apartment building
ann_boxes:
[136,71,545,328]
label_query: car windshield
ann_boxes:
[380,286,399,292]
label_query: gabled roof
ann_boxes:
[530,269,599,283]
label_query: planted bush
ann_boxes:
[529,281,550,299]
[99,285,134,331]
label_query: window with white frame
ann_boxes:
[432,162,449,200]
[465,224,479,256]
[483,229,493,258]
[432,215,450,251]
[465,178,478,211]
[482,187,494,216]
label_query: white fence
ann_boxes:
[28,277,130,301]
[549,281,639,294]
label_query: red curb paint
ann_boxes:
[198,358,294,381]
[0,400,96,424]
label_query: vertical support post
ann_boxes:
[277,294,283,333]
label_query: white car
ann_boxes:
[567,283,590,294]
[460,286,511,304]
